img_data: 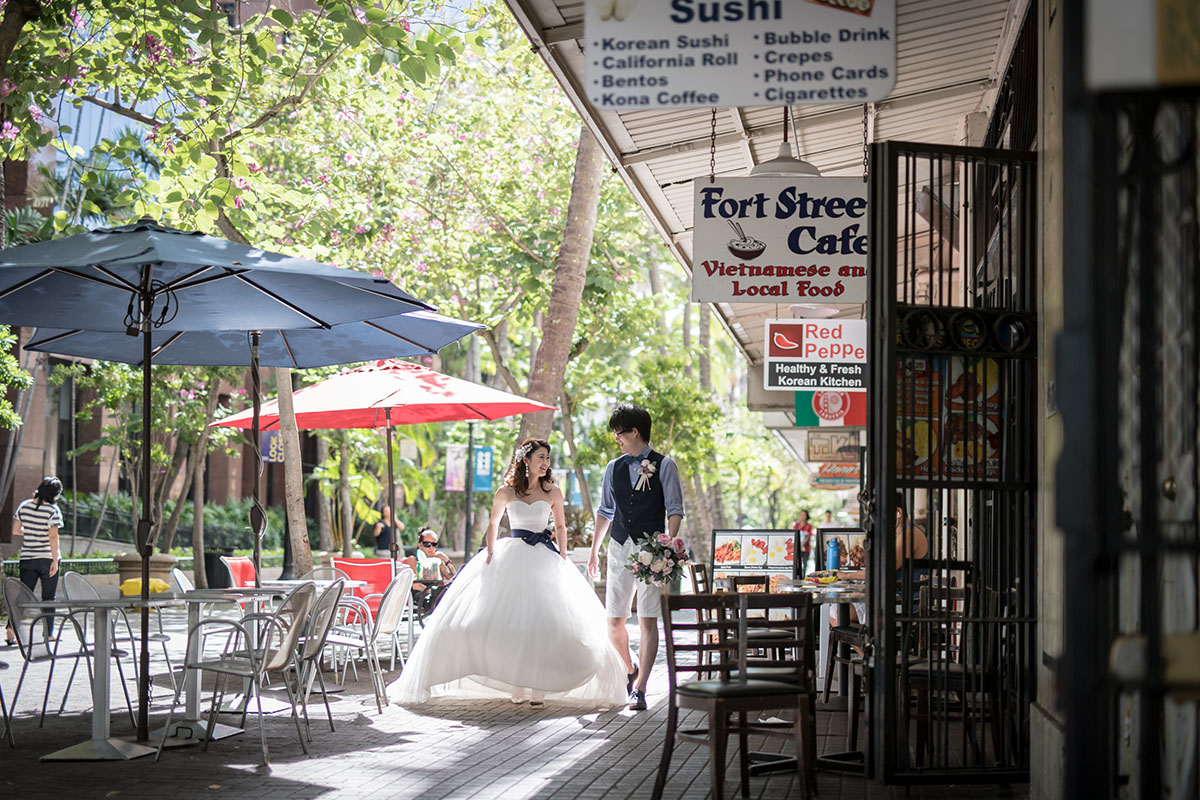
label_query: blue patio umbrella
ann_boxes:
[0,219,477,749]
[25,309,482,368]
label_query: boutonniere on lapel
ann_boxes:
[635,459,657,491]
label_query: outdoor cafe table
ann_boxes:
[23,596,182,761]
[778,578,868,775]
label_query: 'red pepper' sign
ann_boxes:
[764,318,867,391]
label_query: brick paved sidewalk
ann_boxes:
[0,608,1026,799]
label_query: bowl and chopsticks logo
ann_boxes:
[726,220,766,260]
[804,0,876,16]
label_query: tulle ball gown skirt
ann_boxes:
[388,537,627,706]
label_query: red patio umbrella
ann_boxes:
[214,359,556,556]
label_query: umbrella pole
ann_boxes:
[250,331,263,588]
[386,409,396,576]
[137,284,153,742]
[464,422,474,556]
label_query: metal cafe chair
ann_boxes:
[326,568,415,713]
[2,577,93,740]
[653,591,816,800]
[1,659,13,747]
[294,579,345,740]
[298,566,351,582]
[156,582,316,766]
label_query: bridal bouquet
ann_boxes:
[628,532,690,586]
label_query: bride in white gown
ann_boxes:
[388,437,627,706]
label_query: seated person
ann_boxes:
[837,502,929,625]
[412,527,457,615]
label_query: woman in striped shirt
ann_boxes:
[5,476,63,645]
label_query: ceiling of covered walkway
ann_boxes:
[502,0,1029,457]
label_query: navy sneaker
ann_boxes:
[628,690,647,711]
[626,664,639,695]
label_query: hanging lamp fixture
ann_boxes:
[748,106,821,177]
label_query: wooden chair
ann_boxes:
[653,592,816,800]
[689,562,712,594]
[901,586,1004,768]
[729,574,768,593]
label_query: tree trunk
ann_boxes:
[157,449,191,553]
[190,457,208,589]
[689,473,713,566]
[339,435,353,557]
[274,368,313,576]
[518,126,606,442]
[315,435,334,552]
[559,386,593,517]
[186,387,223,588]
[696,303,727,531]
[647,260,669,355]
[682,302,693,379]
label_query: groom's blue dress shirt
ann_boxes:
[596,444,685,523]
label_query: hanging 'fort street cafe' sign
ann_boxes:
[585,0,897,109]
[693,177,868,303]
[765,318,867,391]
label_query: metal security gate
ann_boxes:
[866,141,1037,783]
[1061,91,1200,800]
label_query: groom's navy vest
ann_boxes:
[609,450,666,546]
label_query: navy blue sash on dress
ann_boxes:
[513,527,559,554]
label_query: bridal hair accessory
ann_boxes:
[634,459,657,491]
[628,533,689,587]
[515,442,536,461]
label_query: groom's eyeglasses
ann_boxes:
[612,428,633,439]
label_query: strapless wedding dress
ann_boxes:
[387,499,627,706]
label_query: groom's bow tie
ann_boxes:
[619,454,637,466]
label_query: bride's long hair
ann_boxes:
[503,437,555,497]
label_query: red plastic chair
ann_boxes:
[220,556,258,588]
[330,558,394,619]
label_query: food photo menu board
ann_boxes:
[711,529,801,591]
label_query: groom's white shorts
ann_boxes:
[605,536,662,619]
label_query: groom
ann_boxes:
[588,403,684,711]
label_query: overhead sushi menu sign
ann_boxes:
[585,0,897,109]
[764,318,867,391]
[692,177,868,303]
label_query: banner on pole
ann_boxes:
[473,446,494,493]
[262,431,285,463]
[445,444,467,492]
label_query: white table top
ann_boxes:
[23,596,182,609]
[261,578,367,589]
